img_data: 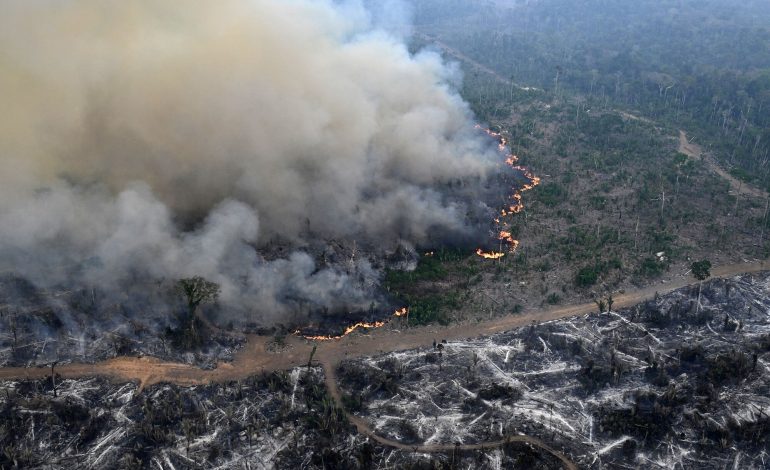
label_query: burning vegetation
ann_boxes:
[292,124,542,340]
[294,308,408,341]
[475,127,541,260]
[0,0,537,345]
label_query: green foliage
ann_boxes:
[341,393,363,412]
[384,249,470,326]
[384,249,466,288]
[637,257,665,278]
[582,114,625,137]
[304,396,347,436]
[575,265,599,287]
[535,182,568,207]
[177,276,220,313]
[691,260,712,281]
[589,195,607,210]
[421,0,770,193]
[595,299,606,313]
[646,229,676,255]
[403,294,456,326]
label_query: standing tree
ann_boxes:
[690,260,712,312]
[595,298,606,314]
[178,276,220,315]
[182,418,195,457]
[50,361,58,397]
[175,276,220,348]
[9,309,18,355]
[307,345,317,370]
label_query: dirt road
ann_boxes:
[679,130,767,199]
[416,33,539,92]
[2,259,768,387]
[1,259,768,468]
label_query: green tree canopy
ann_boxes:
[690,260,712,282]
[178,276,220,313]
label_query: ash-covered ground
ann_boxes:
[0,169,519,369]
[0,275,244,369]
[0,368,362,469]
[0,367,561,470]
[337,272,770,469]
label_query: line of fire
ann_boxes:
[296,128,539,341]
[475,126,541,260]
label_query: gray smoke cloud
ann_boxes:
[0,0,501,326]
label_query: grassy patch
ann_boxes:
[402,293,459,326]
[637,256,666,278]
[574,258,623,287]
[384,248,466,289]
[535,182,568,207]
[384,249,469,326]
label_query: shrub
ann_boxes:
[575,265,600,287]
[637,257,664,278]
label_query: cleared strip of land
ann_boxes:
[1,260,767,387]
[2,261,769,468]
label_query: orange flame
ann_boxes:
[475,126,540,260]
[505,155,519,165]
[296,307,409,341]
[476,248,506,259]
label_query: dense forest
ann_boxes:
[408,0,770,190]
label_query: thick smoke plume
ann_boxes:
[0,0,500,326]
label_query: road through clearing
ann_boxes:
[4,260,768,387]
[1,260,768,468]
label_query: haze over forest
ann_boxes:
[1,1,770,469]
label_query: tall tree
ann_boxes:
[178,276,220,315]
[176,276,220,348]
[690,260,712,312]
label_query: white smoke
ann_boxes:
[0,0,500,325]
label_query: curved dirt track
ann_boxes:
[320,358,579,469]
[679,130,767,199]
[1,261,768,468]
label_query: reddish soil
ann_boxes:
[2,261,768,468]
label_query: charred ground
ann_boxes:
[337,272,770,468]
[0,366,564,470]
[4,272,770,469]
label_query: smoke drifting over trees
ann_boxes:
[0,0,502,325]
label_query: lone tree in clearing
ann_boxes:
[174,276,220,349]
[178,276,220,315]
[595,297,606,314]
[690,260,712,312]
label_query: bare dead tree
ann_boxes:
[50,361,58,397]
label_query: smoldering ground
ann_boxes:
[0,0,512,332]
